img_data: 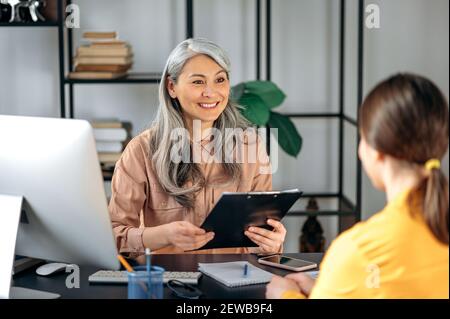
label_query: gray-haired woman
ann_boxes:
[109,38,286,256]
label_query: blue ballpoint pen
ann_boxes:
[243,263,248,277]
[145,248,152,298]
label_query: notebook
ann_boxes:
[198,261,274,287]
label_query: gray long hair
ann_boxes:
[149,38,249,208]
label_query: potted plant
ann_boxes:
[231,80,302,157]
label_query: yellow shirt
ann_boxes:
[284,189,449,299]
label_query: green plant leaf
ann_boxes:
[231,83,245,101]
[244,81,286,109]
[238,93,270,126]
[268,111,302,157]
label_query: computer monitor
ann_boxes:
[0,115,120,298]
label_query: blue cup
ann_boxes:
[127,266,165,299]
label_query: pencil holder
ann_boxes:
[127,266,164,299]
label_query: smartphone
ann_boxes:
[257,255,317,272]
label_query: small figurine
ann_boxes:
[299,198,325,252]
[23,0,46,22]
[1,0,20,22]
[0,0,45,23]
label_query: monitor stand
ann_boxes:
[9,287,60,299]
[0,195,60,299]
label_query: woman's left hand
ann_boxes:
[266,275,300,299]
[244,219,286,253]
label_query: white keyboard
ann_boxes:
[88,270,202,285]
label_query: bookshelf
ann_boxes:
[64,72,161,84]
[59,0,193,180]
[0,0,193,180]
[60,0,194,119]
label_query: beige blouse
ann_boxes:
[108,129,272,256]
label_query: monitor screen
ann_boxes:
[0,115,119,272]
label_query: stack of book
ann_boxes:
[91,119,132,178]
[69,31,133,80]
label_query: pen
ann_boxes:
[145,248,152,298]
[243,263,248,277]
[145,248,151,273]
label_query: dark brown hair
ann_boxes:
[360,73,449,244]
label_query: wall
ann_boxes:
[362,0,449,219]
[1,0,448,252]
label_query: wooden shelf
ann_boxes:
[286,210,356,217]
[65,72,161,84]
[286,193,356,216]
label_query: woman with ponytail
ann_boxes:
[266,73,449,299]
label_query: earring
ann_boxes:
[172,98,181,111]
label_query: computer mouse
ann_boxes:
[35,263,68,276]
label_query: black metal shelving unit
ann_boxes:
[0,0,193,181]
[60,0,194,119]
[1,0,363,232]
[0,3,63,112]
[252,0,364,232]
[0,21,59,27]
[64,72,161,84]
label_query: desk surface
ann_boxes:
[12,253,323,299]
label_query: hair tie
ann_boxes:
[424,159,441,171]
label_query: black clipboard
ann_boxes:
[196,189,302,250]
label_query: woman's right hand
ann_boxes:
[266,275,301,299]
[165,221,215,251]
